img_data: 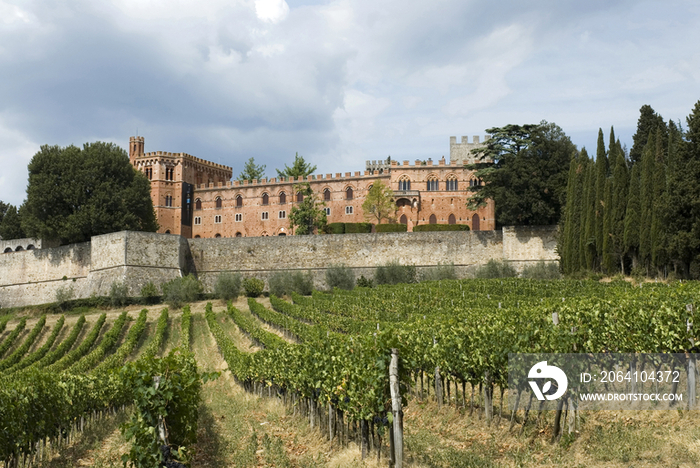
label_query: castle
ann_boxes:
[128,135,495,238]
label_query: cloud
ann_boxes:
[255,0,290,23]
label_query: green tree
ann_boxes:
[238,157,266,182]
[638,129,656,271]
[276,153,317,180]
[0,204,25,240]
[288,183,327,235]
[602,177,615,273]
[21,142,157,244]
[467,121,575,226]
[624,163,641,270]
[0,201,9,226]
[582,157,597,270]
[651,131,667,274]
[630,105,664,165]
[594,128,608,265]
[611,140,629,273]
[362,180,396,224]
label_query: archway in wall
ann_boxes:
[448,214,456,225]
[15,246,24,251]
[235,232,242,237]
[472,213,480,231]
[3,248,12,253]
[278,233,286,236]
[399,214,407,224]
[429,214,437,224]
[26,245,35,250]
[215,233,222,238]
[194,235,201,239]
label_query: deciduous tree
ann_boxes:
[362,180,396,224]
[288,183,327,235]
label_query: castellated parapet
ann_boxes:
[449,135,489,165]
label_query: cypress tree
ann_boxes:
[663,120,685,274]
[651,127,667,275]
[594,129,608,268]
[602,177,615,273]
[583,158,597,270]
[560,156,578,274]
[624,163,641,270]
[684,101,700,277]
[639,129,656,272]
[611,140,629,273]
[578,149,591,269]
[630,105,664,165]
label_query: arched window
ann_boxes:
[195,199,202,210]
[399,214,407,224]
[429,214,437,224]
[323,188,331,201]
[426,176,438,191]
[215,233,222,238]
[346,187,353,200]
[278,232,286,236]
[165,230,171,234]
[236,195,243,207]
[446,176,458,191]
[235,232,242,237]
[26,244,35,250]
[279,192,286,204]
[472,213,480,231]
[15,246,24,252]
[3,247,12,253]
[448,214,456,225]
[398,177,410,191]
[215,197,223,209]
[296,191,303,203]
[262,193,269,205]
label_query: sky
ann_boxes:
[1,0,698,206]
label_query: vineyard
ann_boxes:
[1,278,700,467]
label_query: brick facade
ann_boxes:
[129,135,495,238]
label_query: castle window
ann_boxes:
[345,206,353,215]
[324,207,331,216]
[215,197,223,209]
[261,212,269,220]
[324,188,331,201]
[346,187,353,200]
[446,176,458,191]
[296,191,303,203]
[262,193,269,205]
[429,214,437,224]
[279,192,286,204]
[215,215,222,224]
[469,178,483,187]
[279,210,286,219]
[236,195,243,207]
[194,216,201,225]
[165,195,173,207]
[195,199,202,210]
[235,213,242,222]
[448,214,456,225]
[426,176,439,191]
[398,177,410,191]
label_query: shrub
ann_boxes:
[162,274,203,309]
[420,262,457,282]
[291,271,314,296]
[269,271,314,296]
[375,260,417,285]
[413,224,470,232]
[356,275,374,288]
[214,272,242,301]
[326,264,355,290]
[327,223,345,234]
[109,281,129,307]
[375,223,407,233]
[474,259,517,279]
[55,286,75,311]
[140,282,160,305]
[521,261,562,280]
[344,222,373,234]
[243,277,265,297]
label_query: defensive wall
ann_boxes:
[0,226,558,308]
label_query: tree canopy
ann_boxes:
[467,121,576,226]
[276,153,317,180]
[362,180,396,224]
[0,204,25,240]
[237,157,266,182]
[21,142,158,244]
[288,183,327,235]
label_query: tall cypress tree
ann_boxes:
[611,141,629,273]
[602,177,615,273]
[630,105,664,165]
[639,129,656,272]
[578,149,591,270]
[560,156,578,274]
[663,120,686,274]
[594,129,608,268]
[651,131,667,275]
[624,163,641,270]
[583,158,597,270]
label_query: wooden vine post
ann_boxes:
[390,348,404,467]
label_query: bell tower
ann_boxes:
[129,136,145,161]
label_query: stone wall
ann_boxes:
[0,226,559,308]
